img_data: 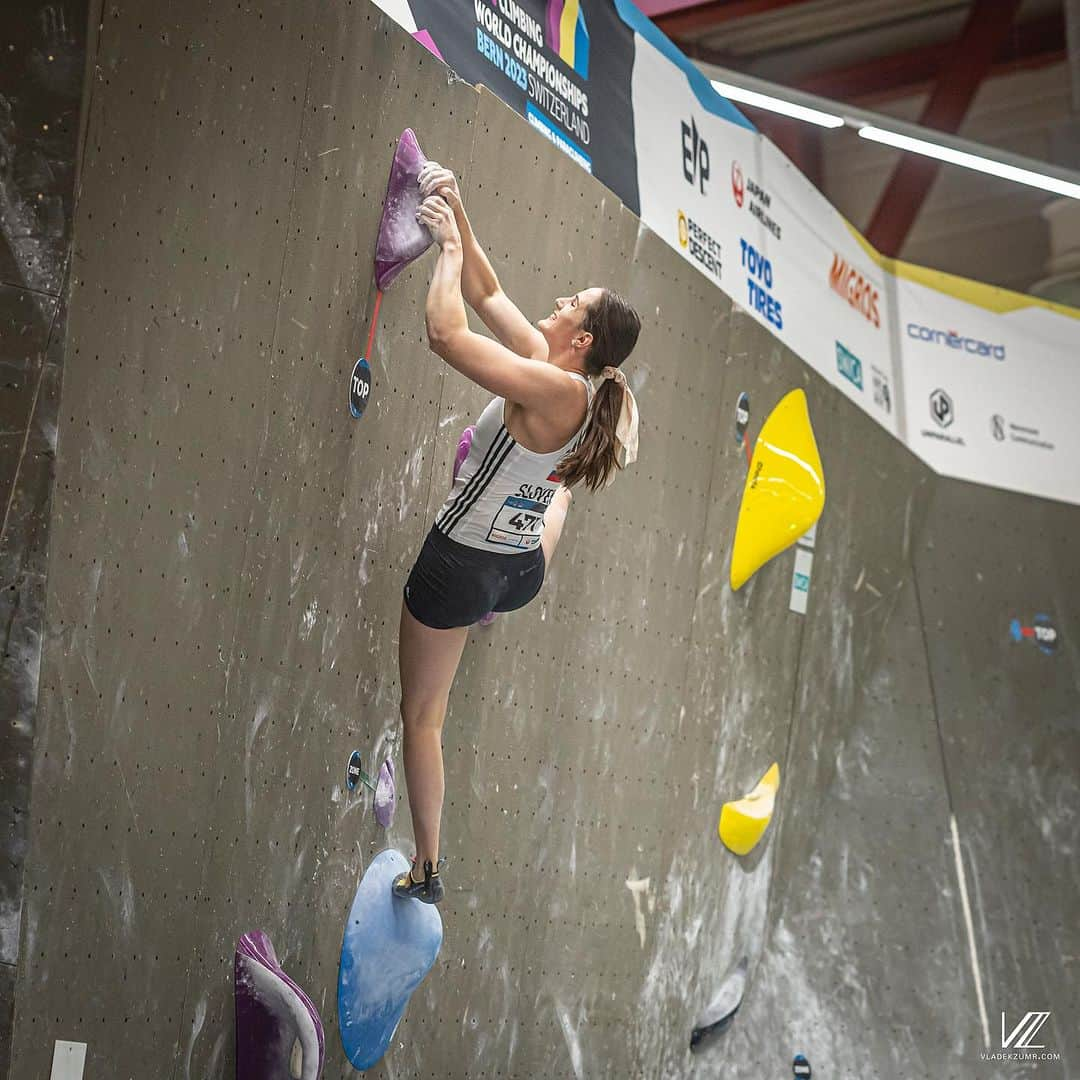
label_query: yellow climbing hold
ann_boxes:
[718,763,780,856]
[730,389,824,591]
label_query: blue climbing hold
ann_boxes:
[337,849,443,1071]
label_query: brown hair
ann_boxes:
[557,289,641,491]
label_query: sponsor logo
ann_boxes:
[678,210,721,279]
[545,0,589,79]
[731,160,781,239]
[930,388,953,428]
[987,412,1055,451]
[921,388,965,445]
[828,253,880,328]
[731,160,744,207]
[981,1010,1060,1062]
[681,117,710,194]
[740,238,782,330]
[1010,616,1059,655]
[907,323,1005,359]
[872,366,891,414]
[835,341,863,390]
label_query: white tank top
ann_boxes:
[434,373,593,553]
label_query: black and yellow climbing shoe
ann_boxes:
[391,857,445,904]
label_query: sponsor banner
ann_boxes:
[896,273,1080,504]
[632,34,758,296]
[369,0,1079,504]
[755,141,900,436]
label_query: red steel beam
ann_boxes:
[654,0,814,38]
[864,0,1023,257]
[797,11,1065,104]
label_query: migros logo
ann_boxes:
[906,322,1006,360]
[828,253,880,329]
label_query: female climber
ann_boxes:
[391,162,641,904]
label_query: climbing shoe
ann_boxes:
[391,857,445,904]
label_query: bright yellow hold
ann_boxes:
[730,388,824,591]
[718,763,780,856]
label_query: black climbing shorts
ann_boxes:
[404,526,545,630]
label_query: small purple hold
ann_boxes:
[374,758,396,828]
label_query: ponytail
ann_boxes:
[557,290,641,491]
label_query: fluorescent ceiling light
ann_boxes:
[710,79,844,129]
[858,125,1080,200]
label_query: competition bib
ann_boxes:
[486,495,546,549]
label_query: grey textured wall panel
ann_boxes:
[914,482,1080,1077]
[9,2,1080,1078]
[628,310,810,1079]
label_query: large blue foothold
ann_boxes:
[338,849,443,1071]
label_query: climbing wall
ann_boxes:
[8,2,1079,1078]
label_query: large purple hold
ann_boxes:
[374,129,433,291]
[374,757,396,828]
[235,930,325,1080]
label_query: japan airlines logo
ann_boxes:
[1001,1011,1050,1049]
[731,161,745,207]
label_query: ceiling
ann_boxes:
[638,0,1066,108]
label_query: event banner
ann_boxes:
[369,0,1080,505]
[373,0,640,206]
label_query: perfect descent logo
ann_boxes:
[731,160,781,239]
[677,209,721,280]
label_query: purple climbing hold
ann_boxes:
[235,930,325,1080]
[374,128,434,291]
[374,758,396,828]
[453,425,475,481]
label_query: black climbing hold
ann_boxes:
[349,357,372,419]
[347,750,363,791]
[793,1053,811,1078]
[690,956,748,1054]
[735,391,750,444]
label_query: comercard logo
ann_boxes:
[677,210,721,279]
[731,160,781,239]
[981,1010,1060,1063]
[835,341,863,390]
[828,254,880,328]
[906,323,1006,359]
[681,117,710,194]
